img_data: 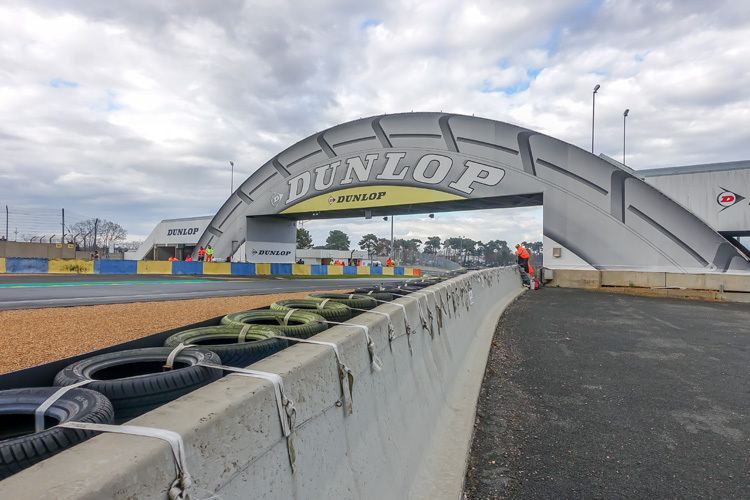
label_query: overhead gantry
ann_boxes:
[194,112,750,274]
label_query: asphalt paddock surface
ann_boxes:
[464,287,749,499]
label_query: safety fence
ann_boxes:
[0,257,420,277]
[0,268,523,499]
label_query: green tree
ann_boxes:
[358,233,378,252]
[296,228,313,249]
[375,237,390,255]
[325,230,350,250]
[424,236,441,254]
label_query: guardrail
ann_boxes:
[0,268,523,499]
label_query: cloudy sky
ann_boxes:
[1,0,748,248]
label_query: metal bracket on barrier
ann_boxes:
[409,291,439,336]
[197,362,297,472]
[348,307,396,343]
[58,422,201,500]
[322,321,382,372]
[399,295,432,337]
[367,299,414,353]
[274,335,354,416]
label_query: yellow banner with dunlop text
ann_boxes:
[281,186,465,214]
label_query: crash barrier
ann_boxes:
[0,257,420,277]
[545,269,750,302]
[0,268,523,499]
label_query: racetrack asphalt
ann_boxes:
[464,287,749,499]
[0,274,410,310]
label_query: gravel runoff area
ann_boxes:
[464,287,749,499]
[0,289,351,374]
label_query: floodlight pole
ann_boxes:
[592,84,600,153]
[390,216,394,260]
[623,109,630,165]
[229,161,234,194]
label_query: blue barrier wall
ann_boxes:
[394,267,405,275]
[310,265,327,275]
[369,267,383,275]
[5,258,48,274]
[95,260,138,275]
[343,266,357,275]
[230,263,254,275]
[271,263,293,275]
[172,262,204,275]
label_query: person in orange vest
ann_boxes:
[386,257,393,267]
[197,246,206,262]
[514,244,531,276]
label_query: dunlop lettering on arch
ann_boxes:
[194,112,750,273]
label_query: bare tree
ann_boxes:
[67,220,96,249]
[99,220,128,250]
[67,219,127,251]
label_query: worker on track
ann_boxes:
[514,244,531,276]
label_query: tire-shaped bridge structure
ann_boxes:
[194,112,750,274]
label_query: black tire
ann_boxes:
[0,387,114,480]
[221,309,328,339]
[53,347,222,424]
[381,285,421,296]
[407,277,444,287]
[164,325,287,368]
[352,287,395,302]
[270,299,352,322]
[402,280,435,289]
[305,293,378,310]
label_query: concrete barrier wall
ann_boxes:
[0,268,523,499]
[0,258,420,277]
[0,241,76,259]
[549,269,750,292]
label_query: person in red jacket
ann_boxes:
[514,244,531,276]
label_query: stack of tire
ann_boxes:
[221,309,328,339]
[269,299,352,322]
[0,387,115,480]
[53,347,224,424]
[305,293,378,310]
[0,286,402,478]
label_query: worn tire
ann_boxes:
[352,287,395,302]
[305,293,378,310]
[0,387,115,479]
[164,325,287,368]
[381,285,422,296]
[406,277,444,288]
[270,299,352,322]
[221,309,328,339]
[53,347,222,423]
